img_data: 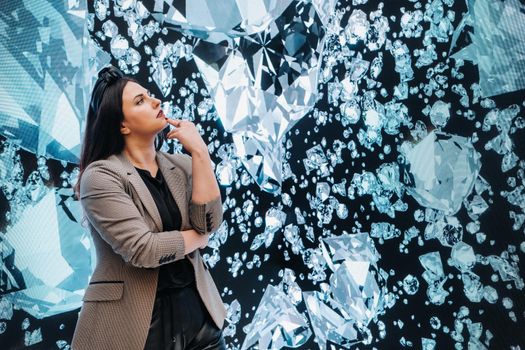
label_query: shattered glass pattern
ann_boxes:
[1,0,525,348]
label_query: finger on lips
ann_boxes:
[164,117,182,126]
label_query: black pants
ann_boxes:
[143,281,226,350]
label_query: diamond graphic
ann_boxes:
[401,130,482,215]
[3,189,95,317]
[157,0,337,192]
[0,0,110,162]
[449,0,525,97]
[303,232,388,349]
[303,291,360,350]
[5,285,83,319]
[241,284,311,350]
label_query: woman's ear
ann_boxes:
[120,122,130,135]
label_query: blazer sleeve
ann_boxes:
[79,166,186,268]
[180,153,224,235]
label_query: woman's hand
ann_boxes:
[165,118,208,155]
[181,229,210,254]
[199,233,210,249]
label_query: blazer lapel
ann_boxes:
[156,151,189,230]
[113,150,189,232]
[114,152,163,232]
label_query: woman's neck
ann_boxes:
[122,142,157,168]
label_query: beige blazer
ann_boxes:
[71,150,227,350]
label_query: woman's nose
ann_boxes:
[152,97,161,107]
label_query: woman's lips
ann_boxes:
[156,110,164,118]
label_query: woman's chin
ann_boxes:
[156,121,170,134]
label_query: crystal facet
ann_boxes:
[158,0,336,192]
[402,130,481,215]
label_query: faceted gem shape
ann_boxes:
[159,0,337,192]
[424,215,464,248]
[402,130,481,215]
[156,0,294,44]
[451,242,476,271]
[330,260,383,326]
[5,285,83,319]
[151,45,174,97]
[303,291,360,350]
[402,274,420,295]
[0,0,109,162]
[303,232,387,348]
[429,100,451,128]
[4,190,94,314]
[322,232,380,266]
[419,252,450,305]
[449,0,525,97]
[241,284,311,350]
[250,207,286,250]
[462,271,483,302]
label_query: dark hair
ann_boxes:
[74,66,167,199]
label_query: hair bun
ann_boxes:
[98,65,124,84]
[90,65,125,112]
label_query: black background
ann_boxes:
[1,0,525,349]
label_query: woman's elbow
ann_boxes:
[117,239,158,268]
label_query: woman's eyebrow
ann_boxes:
[133,93,143,101]
[133,90,150,101]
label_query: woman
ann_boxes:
[71,65,227,350]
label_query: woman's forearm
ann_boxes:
[190,148,220,204]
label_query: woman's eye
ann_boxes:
[136,91,152,105]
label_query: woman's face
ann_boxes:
[121,81,167,137]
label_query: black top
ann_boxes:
[134,166,195,292]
